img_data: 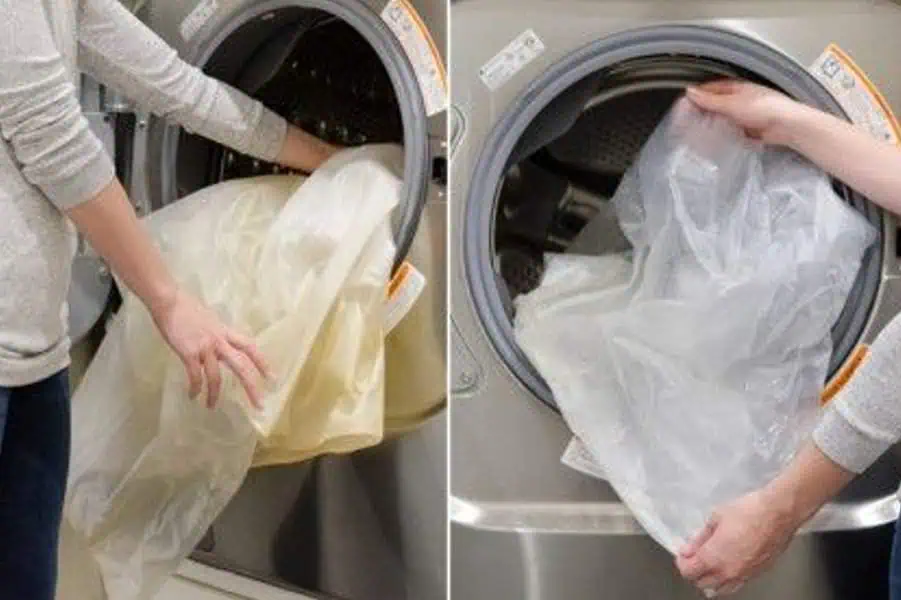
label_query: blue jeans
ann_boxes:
[0,370,70,600]
[892,515,901,600]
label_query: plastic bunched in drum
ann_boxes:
[514,101,877,553]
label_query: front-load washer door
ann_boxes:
[127,0,446,268]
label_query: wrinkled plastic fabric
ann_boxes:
[65,145,402,599]
[514,103,877,553]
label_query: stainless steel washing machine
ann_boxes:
[71,1,447,599]
[450,1,901,598]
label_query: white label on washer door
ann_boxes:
[480,29,545,91]
[384,261,427,334]
[382,0,448,117]
[180,0,219,41]
[810,44,901,145]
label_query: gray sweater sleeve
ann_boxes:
[0,2,116,210]
[76,0,287,162]
[813,311,901,474]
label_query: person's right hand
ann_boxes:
[276,124,340,173]
[685,80,811,146]
[150,288,271,410]
[676,487,801,597]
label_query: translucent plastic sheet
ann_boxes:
[514,103,878,553]
[65,146,402,599]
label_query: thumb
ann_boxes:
[680,512,721,558]
[685,87,733,116]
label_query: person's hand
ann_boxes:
[276,124,340,173]
[685,80,813,146]
[150,288,271,410]
[675,487,802,597]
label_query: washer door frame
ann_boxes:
[129,0,433,267]
[461,24,885,410]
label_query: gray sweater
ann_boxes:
[814,312,901,475]
[0,0,286,386]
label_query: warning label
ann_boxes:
[480,29,546,91]
[810,44,897,402]
[810,44,901,145]
[382,0,448,117]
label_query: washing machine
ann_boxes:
[68,1,448,599]
[450,1,901,598]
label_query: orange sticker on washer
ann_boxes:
[820,344,870,405]
[384,260,426,333]
[810,44,901,145]
[811,46,891,404]
[382,0,448,117]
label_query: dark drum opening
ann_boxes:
[176,8,403,194]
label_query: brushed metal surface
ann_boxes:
[450,1,901,598]
[453,523,896,599]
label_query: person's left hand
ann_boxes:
[675,488,801,597]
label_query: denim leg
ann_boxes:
[0,370,71,600]
[890,514,901,600]
[0,386,8,451]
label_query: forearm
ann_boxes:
[66,179,176,315]
[763,442,855,527]
[78,0,286,163]
[808,310,901,476]
[767,293,901,526]
[784,106,901,215]
[276,125,339,173]
[79,0,339,172]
